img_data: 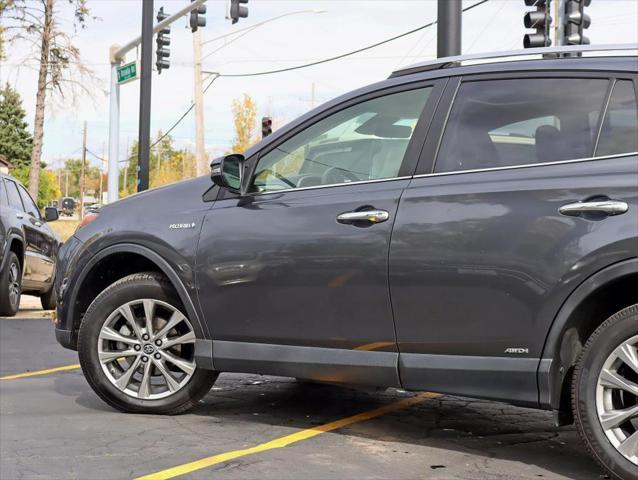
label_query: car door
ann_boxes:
[15,183,55,288]
[197,81,444,385]
[390,73,638,406]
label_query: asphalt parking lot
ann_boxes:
[1,298,607,480]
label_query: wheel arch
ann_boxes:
[65,243,208,349]
[538,258,638,423]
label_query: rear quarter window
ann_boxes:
[596,80,638,157]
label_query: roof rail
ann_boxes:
[391,43,638,78]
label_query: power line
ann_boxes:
[119,74,220,163]
[209,0,489,78]
[123,0,489,165]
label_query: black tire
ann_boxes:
[0,252,21,317]
[40,285,57,310]
[78,272,218,414]
[573,304,638,480]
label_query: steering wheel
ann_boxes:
[321,167,361,186]
[259,169,296,189]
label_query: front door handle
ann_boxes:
[16,213,24,219]
[559,200,628,217]
[337,209,389,225]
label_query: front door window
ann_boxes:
[251,88,432,193]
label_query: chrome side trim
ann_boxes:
[412,152,638,180]
[248,176,412,197]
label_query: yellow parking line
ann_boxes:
[0,363,81,381]
[136,391,440,480]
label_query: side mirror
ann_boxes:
[44,206,59,222]
[211,154,245,194]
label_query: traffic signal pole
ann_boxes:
[138,0,154,193]
[437,0,462,58]
[106,0,208,202]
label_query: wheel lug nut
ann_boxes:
[141,356,148,362]
[154,353,161,360]
[134,345,141,351]
[142,334,150,341]
[155,339,162,346]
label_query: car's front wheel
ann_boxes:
[78,272,218,414]
[573,304,638,480]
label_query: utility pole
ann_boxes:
[99,142,105,204]
[65,170,69,197]
[554,0,565,46]
[437,0,462,58]
[137,0,154,193]
[79,121,87,222]
[193,28,206,176]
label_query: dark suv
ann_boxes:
[54,46,638,479]
[0,173,60,316]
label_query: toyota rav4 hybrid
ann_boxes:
[54,46,638,479]
[0,173,61,316]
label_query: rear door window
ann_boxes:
[0,178,7,206]
[595,80,638,157]
[435,78,609,173]
[5,180,24,211]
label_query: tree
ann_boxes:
[230,94,258,154]
[12,165,60,209]
[119,132,195,197]
[0,83,33,169]
[3,0,95,198]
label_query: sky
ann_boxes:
[1,0,637,172]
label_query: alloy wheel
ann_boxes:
[8,262,20,307]
[596,333,638,466]
[97,299,196,400]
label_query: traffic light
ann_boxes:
[155,7,170,74]
[523,0,552,48]
[564,0,591,45]
[229,0,249,24]
[190,0,206,32]
[261,116,272,139]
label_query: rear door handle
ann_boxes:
[559,200,628,217]
[337,209,389,224]
[16,213,24,219]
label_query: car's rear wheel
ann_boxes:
[78,272,218,414]
[0,252,21,317]
[40,285,57,310]
[573,304,638,480]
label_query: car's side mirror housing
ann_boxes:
[44,206,59,222]
[211,154,245,194]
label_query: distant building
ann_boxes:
[0,155,11,174]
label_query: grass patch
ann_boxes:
[50,220,80,242]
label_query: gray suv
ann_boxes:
[54,46,638,479]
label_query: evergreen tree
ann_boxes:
[0,83,33,169]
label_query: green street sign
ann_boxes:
[117,62,138,84]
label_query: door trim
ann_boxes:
[212,340,401,388]
[399,353,540,408]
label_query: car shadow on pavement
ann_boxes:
[199,377,602,479]
[70,373,603,479]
